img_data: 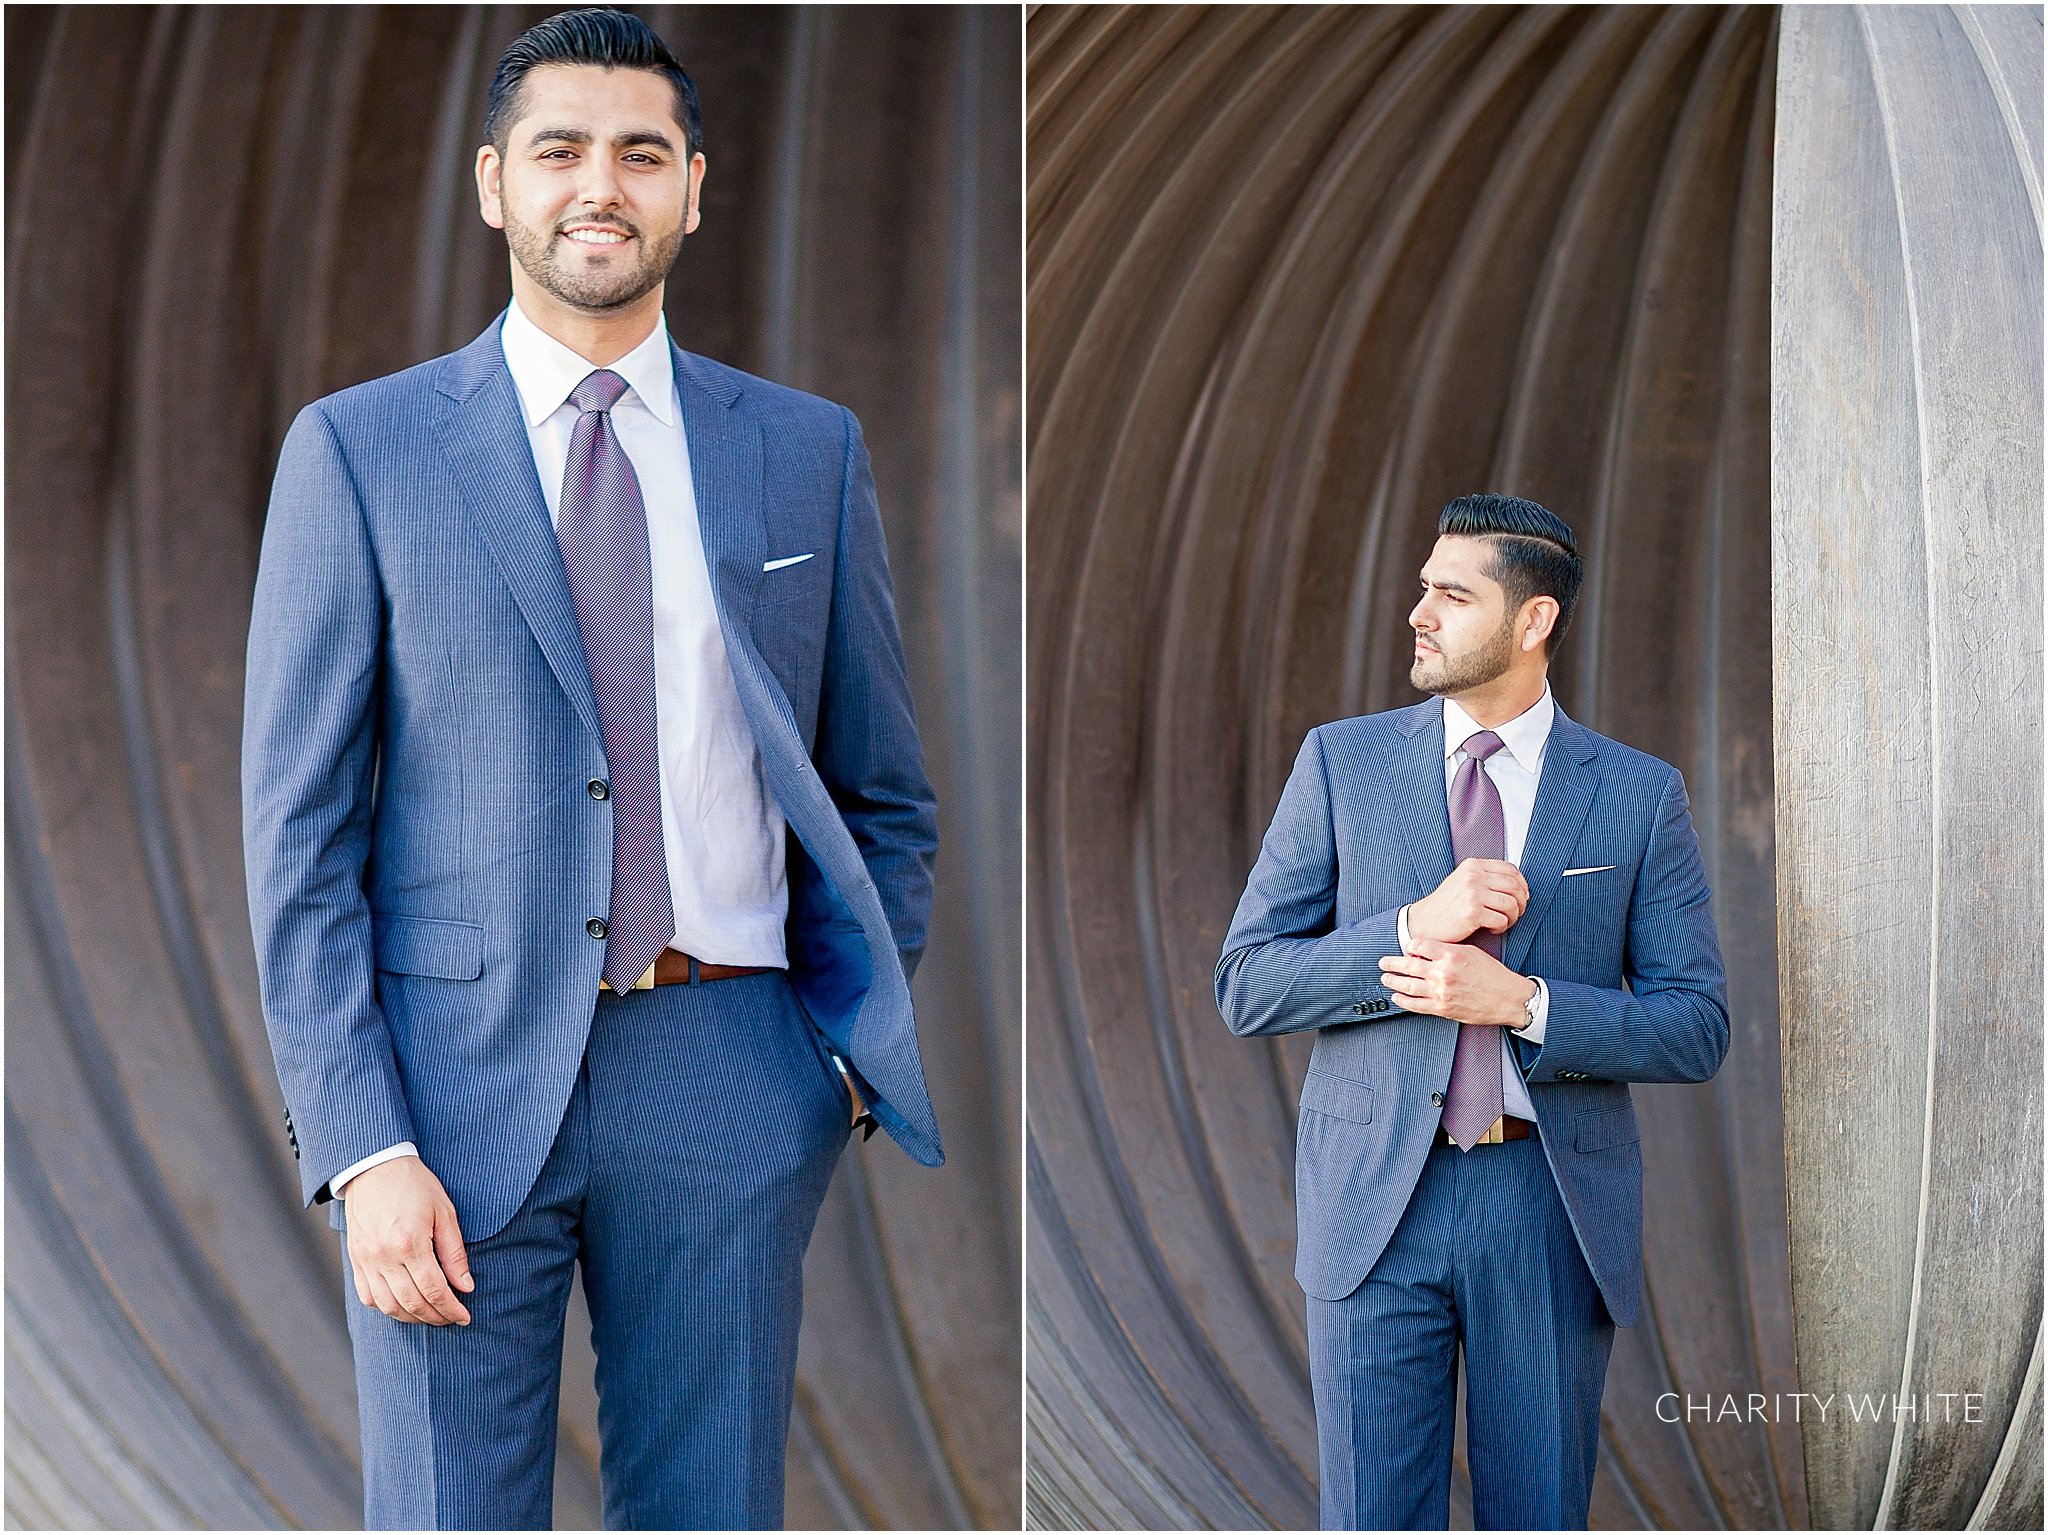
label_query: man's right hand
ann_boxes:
[341,1155,474,1326]
[1406,857,1530,947]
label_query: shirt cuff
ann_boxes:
[1397,905,1413,955]
[330,1141,418,1199]
[1512,977,1548,1043]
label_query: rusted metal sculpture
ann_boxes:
[5,6,1020,1528]
[1029,4,1788,1528]
[1029,3,2042,1528]
[1772,7,2042,1530]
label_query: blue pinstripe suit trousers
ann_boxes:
[1305,1136,1615,1530]
[339,971,850,1529]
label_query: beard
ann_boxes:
[503,206,683,313]
[1410,614,1518,695]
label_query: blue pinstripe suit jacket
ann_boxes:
[1215,696,1728,1326]
[242,315,942,1242]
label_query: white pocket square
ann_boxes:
[1561,865,1616,877]
[763,553,814,572]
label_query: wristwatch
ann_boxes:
[1518,979,1540,1033]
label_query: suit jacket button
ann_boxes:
[587,917,608,940]
[1431,1091,1444,1107]
[588,778,609,800]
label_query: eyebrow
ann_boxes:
[1419,574,1476,595]
[525,126,676,153]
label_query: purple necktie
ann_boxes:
[1440,730,1507,1150]
[556,369,674,993]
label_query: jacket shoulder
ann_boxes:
[1569,719,1686,791]
[1306,699,1436,757]
[294,350,453,434]
[680,351,851,436]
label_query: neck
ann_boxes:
[509,276,665,367]
[1444,666,1547,730]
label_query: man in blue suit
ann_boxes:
[1216,495,1728,1530]
[242,10,939,1528]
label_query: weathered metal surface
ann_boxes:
[1771,7,2043,1531]
[1026,5,1797,1528]
[4,6,1020,1529]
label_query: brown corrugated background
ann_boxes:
[4,6,1020,1528]
[1025,4,2038,1530]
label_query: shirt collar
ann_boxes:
[1443,685,1555,774]
[499,298,677,429]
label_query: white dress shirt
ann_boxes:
[334,299,788,1200]
[1397,686,1555,1123]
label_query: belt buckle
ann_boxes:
[598,957,662,995]
[1481,1116,1505,1145]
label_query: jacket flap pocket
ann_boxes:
[1574,1104,1639,1153]
[1299,1070,1374,1126]
[372,914,483,980]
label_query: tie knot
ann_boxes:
[570,369,629,415]
[1463,730,1505,764]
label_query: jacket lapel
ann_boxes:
[1503,707,1600,974]
[670,348,824,827]
[432,320,602,745]
[673,343,765,644]
[1394,698,1455,895]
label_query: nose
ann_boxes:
[1409,593,1433,631]
[575,157,625,212]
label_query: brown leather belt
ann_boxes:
[600,950,773,992]
[1435,1114,1537,1148]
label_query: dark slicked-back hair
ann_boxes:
[1437,493,1584,655]
[485,8,703,158]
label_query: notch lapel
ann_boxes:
[1503,709,1600,974]
[432,329,602,746]
[1393,698,1455,895]
[673,344,764,644]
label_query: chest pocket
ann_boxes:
[757,549,831,610]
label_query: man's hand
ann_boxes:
[1406,857,1529,946]
[342,1155,474,1326]
[1380,936,1536,1028]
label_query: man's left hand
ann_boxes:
[1379,937,1535,1028]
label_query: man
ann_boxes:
[1214,494,1728,1530]
[241,10,940,1528]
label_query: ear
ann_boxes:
[476,144,505,230]
[1519,596,1559,654]
[684,152,707,235]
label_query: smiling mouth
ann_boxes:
[561,227,632,246]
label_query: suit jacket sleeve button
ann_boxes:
[1430,1091,1444,1107]
[588,917,608,939]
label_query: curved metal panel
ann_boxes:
[4,6,1020,1528]
[1771,7,2043,1530]
[1026,6,1793,1527]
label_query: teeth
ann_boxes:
[565,229,627,244]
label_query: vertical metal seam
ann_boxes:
[1854,6,1945,1527]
